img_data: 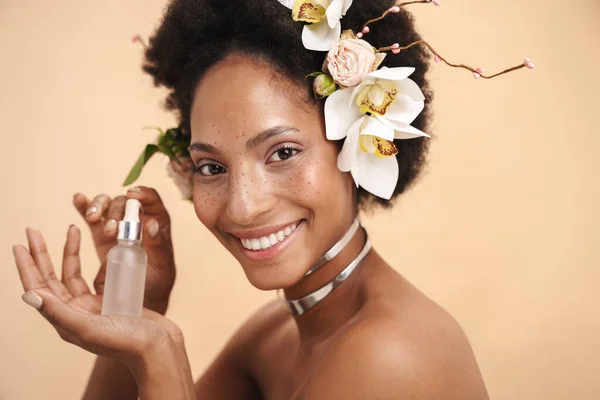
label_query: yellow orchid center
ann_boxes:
[292,0,328,23]
[359,135,398,158]
[355,80,398,117]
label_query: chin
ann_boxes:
[237,254,312,292]
[224,219,316,290]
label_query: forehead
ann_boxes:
[190,55,314,141]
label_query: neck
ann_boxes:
[282,221,372,343]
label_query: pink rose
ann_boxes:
[323,36,386,88]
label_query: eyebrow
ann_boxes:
[188,125,299,154]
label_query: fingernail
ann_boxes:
[148,220,159,239]
[104,219,117,232]
[128,186,141,193]
[22,292,43,310]
[86,206,98,217]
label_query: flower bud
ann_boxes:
[313,73,337,98]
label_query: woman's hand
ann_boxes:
[13,226,190,382]
[72,187,176,314]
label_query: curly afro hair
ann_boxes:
[143,0,433,211]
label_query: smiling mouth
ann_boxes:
[239,221,300,251]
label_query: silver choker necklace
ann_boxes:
[278,219,372,316]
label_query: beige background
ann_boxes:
[1,0,598,399]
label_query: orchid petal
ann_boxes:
[341,0,354,14]
[375,115,430,139]
[384,95,425,124]
[396,78,426,101]
[350,167,360,187]
[367,84,386,105]
[349,79,371,107]
[366,67,415,82]
[278,0,294,9]
[337,117,363,172]
[356,80,397,116]
[292,0,327,23]
[326,0,344,28]
[360,116,395,141]
[324,87,362,140]
[302,19,341,51]
[353,151,399,200]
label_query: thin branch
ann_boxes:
[361,1,433,30]
[378,40,529,79]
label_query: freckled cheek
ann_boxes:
[192,185,226,228]
[275,159,346,205]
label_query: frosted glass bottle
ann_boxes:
[101,199,147,317]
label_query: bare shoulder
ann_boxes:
[193,299,291,398]
[224,299,291,356]
[302,273,490,400]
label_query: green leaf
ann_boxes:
[123,144,159,186]
[165,127,180,139]
[158,144,178,160]
[142,126,164,135]
[305,71,323,79]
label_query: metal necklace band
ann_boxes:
[278,234,372,316]
[304,219,360,276]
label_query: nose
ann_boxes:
[226,166,277,226]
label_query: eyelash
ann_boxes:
[193,144,302,177]
[266,144,302,164]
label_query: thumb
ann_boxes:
[21,290,146,359]
[22,289,91,335]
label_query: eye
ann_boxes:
[195,163,227,176]
[267,145,301,163]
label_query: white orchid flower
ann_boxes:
[324,67,429,199]
[281,0,353,51]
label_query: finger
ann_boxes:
[21,289,102,351]
[61,225,92,296]
[143,217,176,272]
[26,228,73,302]
[73,193,116,262]
[73,192,105,236]
[126,187,171,231]
[127,186,175,264]
[104,196,127,238]
[73,193,92,220]
[106,196,127,222]
[85,194,112,223]
[13,245,48,291]
[22,289,148,360]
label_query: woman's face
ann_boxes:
[189,55,356,291]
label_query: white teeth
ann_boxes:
[268,234,278,246]
[239,222,299,251]
[259,237,270,249]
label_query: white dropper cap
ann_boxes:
[117,199,142,241]
[124,199,141,222]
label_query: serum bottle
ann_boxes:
[101,199,147,317]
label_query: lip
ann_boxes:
[238,220,304,261]
[230,220,302,239]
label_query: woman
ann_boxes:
[13,0,491,398]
